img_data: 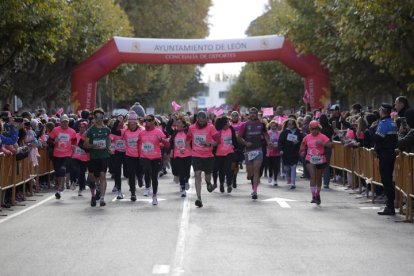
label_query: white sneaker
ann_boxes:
[152,196,158,205]
[143,188,149,197]
[185,182,190,190]
[268,177,272,184]
[117,191,124,199]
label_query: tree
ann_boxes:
[0,0,133,109]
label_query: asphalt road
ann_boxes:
[1,168,413,276]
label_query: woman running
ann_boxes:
[300,120,332,204]
[111,112,143,201]
[110,116,127,199]
[138,114,169,205]
[213,116,238,193]
[71,121,90,196]
[168,115,192,197]
[278,118,303,189]
[266,120,281,186]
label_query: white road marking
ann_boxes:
[170,183,192,275]
[0,194,55,224]
[152,265,170,274]
[359,207,381,210]
[262,197,297,208]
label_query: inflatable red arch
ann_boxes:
[71,35,330,112]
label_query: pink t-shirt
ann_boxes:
[72,133,90,162]
[187,123,218,158]
[48,126,76,158]
[216,128,234,156]
[231,121,243,136]
[123,128,141,157]
[138,128,166,160]
[267,130,280,157]
[302,133,330,164]
[173,131,192,158]
[111,129,126,153]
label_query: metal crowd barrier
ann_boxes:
[0,148,54,208]
[330,141,414,222]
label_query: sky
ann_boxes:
[200,0,269,82]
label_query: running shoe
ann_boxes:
[251,192,258,200]
[131,194,137,201]
[289,185,296,190]
[112,186,118,192]
[206,182,213,193]
[181,190,187,198]
[195,198,203,208]
[220,184,225,193]
[185,182,190,191]
[152,196,158,205]
[55,192,61,200]
[315,195,321,205]
[143,188,149,197]
[227,185,232,193]
[91,196,96,207]
[117,191,124,199]
[273,182,278,187]
[311,196,316,204]
[212,183,217,191]
[95,189,101,201]
[100,199,106,207]
[268,177,272,184]
[78,190,83,196]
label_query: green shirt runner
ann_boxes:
[86,125,111,159]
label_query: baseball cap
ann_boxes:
[309,120,321,129]
[60,114,70,122]
[329,104,339,111]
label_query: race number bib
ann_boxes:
[287,134,297,142]
[116,140,126,149]
[127,138,137,148]
[223,136,232,145]
[93,139,107,149]
[194,134,206,145]
[247,150,260,161]
[75,147,86,156]
[58,133,70,142]
[310,154,323,164]
[142,143,154,152]
[175,138,185,148]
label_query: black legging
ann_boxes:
[140,158,161,195]
[71,158,87,190]
[214,154,234,186]
[267,156,281,180]
[112,151,125,191]
[174,156,192,189]
[125,156,143,195]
